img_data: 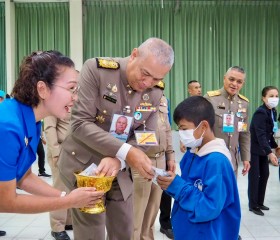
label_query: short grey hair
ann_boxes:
[138,38,174,66]
[226,66,246,78]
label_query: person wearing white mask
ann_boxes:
[248,86,280,216]
[157,96,241,240]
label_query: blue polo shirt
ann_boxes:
[0,99,41,181]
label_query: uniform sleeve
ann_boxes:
[239,103,250,161]
[252,110,273,155]
[71,60,125,157]
[0,122,21,181]
[166,155,235,223]
[44,116,60,158]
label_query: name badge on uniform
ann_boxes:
[134,131,158,146]
[222,113,234,133]
[238,121,247,132]
[109,114,133,142]
[103,93,117,104]
[217,102,225,109]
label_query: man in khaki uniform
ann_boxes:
[180,80,203,153]
[44,113,72,240]
[187,80,202,96]
[132,93,176,240]
[58,38,174,240]
[204,66,251,177]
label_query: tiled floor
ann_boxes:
[1,131,280,239]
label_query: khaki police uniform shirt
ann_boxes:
[145,96,175,161]
[204,87,250,171]
[59,57,163,200]
[44,112,71,158]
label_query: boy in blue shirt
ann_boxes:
[158,96,241,240]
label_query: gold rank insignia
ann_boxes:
[238,94,249,102]
[207,90,221,97]
[155,80,165,90]
[140,102,152,107]
[96,115,105,123]
[96,58,120,70]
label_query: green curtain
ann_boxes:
[0,2,6,92]
[83,0,280,127]
[15,2,69,79]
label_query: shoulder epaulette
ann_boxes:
[155,80,165,90]
[238,94,249,102]
[207,90,221,97]
[96,58,120,70]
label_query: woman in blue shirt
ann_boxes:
[0,51,104,214]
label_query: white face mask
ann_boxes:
[267,97,279,108]
[179,122,205,149]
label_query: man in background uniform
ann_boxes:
[132,85,176,240]
[180,80,202,153]
[58,38,174,240]
[187,80,202,96]
[204,66,250,240]
[44,112,73,240]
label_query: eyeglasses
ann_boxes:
[51,83,80,96]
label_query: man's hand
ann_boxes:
[126,147,154,179]
[180,141,186,153]
[167,160,176,173]
[96,157,120,177]
[157,171,176,190]
[275,147,280,158]
[242,160,250,176]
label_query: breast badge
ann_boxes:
[217,102,225,109]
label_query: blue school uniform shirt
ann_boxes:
[0,99,41,181]
[166,150,241,240]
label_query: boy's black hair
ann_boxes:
[173,96,215,130]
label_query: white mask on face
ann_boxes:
[179,122,205,149]
[267,97,279,108]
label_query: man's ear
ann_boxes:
[37,81,48,100]
[130,48,139,60]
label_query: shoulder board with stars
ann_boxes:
[207,90,221,97]
[238,94,249,102]
[96,58,120,70]
[155,80,165,90]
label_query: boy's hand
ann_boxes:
[157,171,176,190]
